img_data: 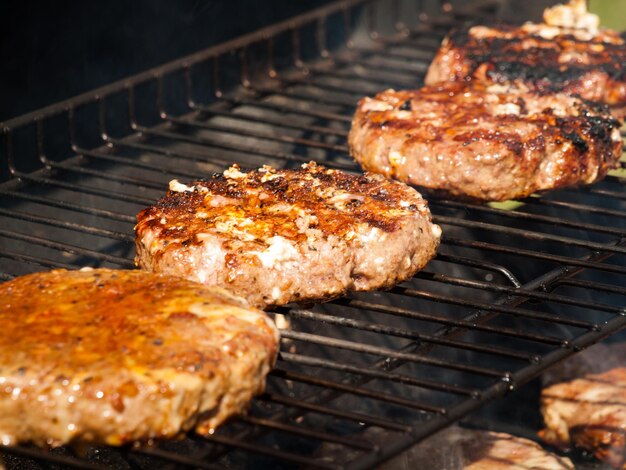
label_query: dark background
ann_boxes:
[1,0,332,121]
[3,1,621,122]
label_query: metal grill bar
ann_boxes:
[435,215,626,255]
[131,124,357,171]
[282,308,536,361]
[391,286,595,329]
[46,160,167,191]
[205,434,337,469]
[280,330,507,377]
[192,104,348,137]
[0,251,76,271]
[444,236,626,276]
[76,147,214,182]
[0,447,105,470]
[259,393,412,432]
[11,173,153,205]
[416,271,625,314]
[0,208,132,242]
[434,199,626,237]
[332,298,565,344]
[0,229,133,267]
[165,115,349,153]
[131,447,225,470]
[271,367,448,414]
[278,352,478,395]
[220,95,354,123]
[0,190,134,222]
[239,415,376,450]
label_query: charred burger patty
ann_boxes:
[348,82,622,201]
[135,162,441,309]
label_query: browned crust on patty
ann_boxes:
[0,268,279,447]
[135,162,441,309]
[348,82,622,201]
[425,23,626,117]
[541,367,626,469]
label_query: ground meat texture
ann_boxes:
[0,268,278,447]
[135,162,441,309]
[348,82,622,201]
[425,18,626,119]
[381,427,573,469]
[541,367,626,469]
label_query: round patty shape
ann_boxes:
[348,82,623,201]
[135,162,441,309]
[0,268,279,447]
[424,20,626,118]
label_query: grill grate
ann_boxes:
[1,0,626,468]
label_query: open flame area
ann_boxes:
[0,0,625,468]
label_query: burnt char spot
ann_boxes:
[486,61,582,90]
[379,119,424,131]
[362,216,399,232]
[262,177,290,196]
[154,190,204,211]
[453,130,524,155]
[556,118,589,153]
[516,97,528,115]
[582,114,621,138]
[399,100,412,111]
[527,134,546,153]
[448,28,475,47]
[447,24,626,98]
[137,163,419,247]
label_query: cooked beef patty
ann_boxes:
[0,268,278,447]
[541,367,626,469]
[348,82,622,201]
[135,162,440,309]
[425,1,626,118]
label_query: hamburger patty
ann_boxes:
[0,268,278,447]
[425,1,626,118]
[384,428,574,470]
[135,162,440,309]
[541,367,626,469]
[348,82,622,201]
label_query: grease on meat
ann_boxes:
[0,268,279,447]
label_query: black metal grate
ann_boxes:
[1,0,626,468]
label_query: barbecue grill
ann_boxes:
[1,0,625,468]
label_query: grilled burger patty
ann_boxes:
[425,3,626,117]
[0,268,278,447]
[135,162,441,309]
[442,431,574,470]
[348,82,622,201]
[541,367,626,469]
[382,427,573,469]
